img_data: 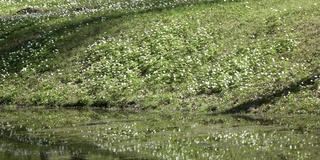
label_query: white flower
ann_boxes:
[21,67,27,72]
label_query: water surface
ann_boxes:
[1,110,320,159]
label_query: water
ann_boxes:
[0,137,142,160]
[0,137,83,160]
[1,110,320,159]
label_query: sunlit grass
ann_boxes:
[1,1,320,159]
[0,0,319,113]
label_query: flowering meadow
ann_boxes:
[0,0,319,113]
[1,0,320,159]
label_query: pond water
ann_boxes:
[1,110,320,159]
[0,137,141,160]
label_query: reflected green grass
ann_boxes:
[1,108,319,159]
[0,136,142,160]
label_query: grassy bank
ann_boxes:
[1,1,320,159]
[1,0,320,113]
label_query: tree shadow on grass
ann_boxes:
[224,71,320,114]
[0,0,241,54]
[205,71,320,127]
[0,0,236,74]
[0,11,127,73]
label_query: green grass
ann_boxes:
[0,0,319,114]
[1,1,320,159]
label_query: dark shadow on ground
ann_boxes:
[224,71,320,114]
[0,0,234,55]
[0,11,126,73]
[0,0,239,74]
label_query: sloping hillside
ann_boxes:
[0,0,319,114]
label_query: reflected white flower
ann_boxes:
[21,67,27,72]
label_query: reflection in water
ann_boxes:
[0,138,107,160]
[1,113,320,160]
[40,151,49,160]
